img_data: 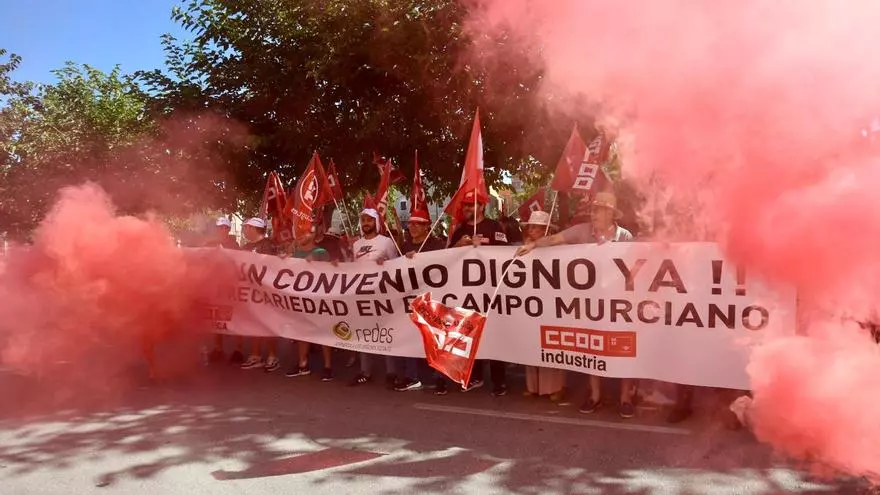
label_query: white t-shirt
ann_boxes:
[352,235,399,262]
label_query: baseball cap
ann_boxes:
[215,217,232,228]
[244,217,267,229]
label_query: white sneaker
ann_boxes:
[264,357,280,372]
[241,356,264,369]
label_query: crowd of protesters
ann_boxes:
[199,190,708,426]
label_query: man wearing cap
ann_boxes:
[516,191,637,419]
[204,216,239,249]
[521,210,567,403]
[205,216,242,364]
[239,217,283,372]
[389,207,444,392]
[349,208,402,387]
[446,190,510,397]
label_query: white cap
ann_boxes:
[360,208,380,223]
[244,217,267,229]
[216,217,232,228]
[523,210,551,226]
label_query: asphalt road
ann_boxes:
[0,349,872,495]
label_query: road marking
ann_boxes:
[413,403,691,435]
[212,448,385,480]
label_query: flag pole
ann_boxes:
[382,219,404,257]
[417,213,445,254]
[332,197,354,237]
[473,188,478,241]
[544,189,558,236]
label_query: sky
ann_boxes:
[0,0,189,84]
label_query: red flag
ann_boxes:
[372,152,406,184]
[327,159,344,201]
[285,152,333,240]
[374,160,393,232]
[444,110,489,222]
[409,292,487,387]
[258,172,294,243]
[410,150,431,222]
[363,192,376,210]
[551,126,611,195]
[518,188,546,221]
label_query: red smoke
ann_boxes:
[0,184,232,397]
[470,0,880,479]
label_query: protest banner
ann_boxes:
[197,243,796,389]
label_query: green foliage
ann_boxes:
[139,0,593,199]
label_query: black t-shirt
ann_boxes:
[317,235,345,262]
[401,236,445,253]
[204,235,239,249]
[448,219,509,247]
[240,237,277,255]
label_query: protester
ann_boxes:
[284,224,335,380]
[394,208,445,392]
[235,218,282,371]
[447,191,510,397]
[204,216,240,249]
[349,208,401,387]
[499,215,525,245]
[205,216,244,364]
[519,211,567,403]
[517,191,637,418]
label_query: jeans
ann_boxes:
[360,353,396,376]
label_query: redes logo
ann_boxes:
[540,326,637,358]
[332,321,352,340]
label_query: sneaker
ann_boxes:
[264,357,280,373]
[208,349,225,363]
[394,379,423,392]
[434,379,448,396]
[579,398,602,414]
[229,350,245,364]
[491,385,508,397]
[285,366,311,377]
[618,402,636,419]
[241,356,264,370]
[321,368,334,382]
[461,379,484,392]
[349,373,371,386]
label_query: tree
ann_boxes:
[139,0,593,204]
[0,58,246,238]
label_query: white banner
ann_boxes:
[200,243,796,389]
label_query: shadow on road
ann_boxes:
[0,364,870,494]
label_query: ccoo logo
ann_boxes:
[299,170,319,209]
[332,321,352,340]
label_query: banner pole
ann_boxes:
[417,213,445,254]
[382,219,404,258]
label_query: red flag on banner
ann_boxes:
[374,160,393,232]
[409,292,487,387]
[551,126,611,196]
[410,150,431,221]
[363,192,376,210]
[517,188,546,221]
[327,159,344,201]
[444,110,489,222]
[259,171,294,243]
[285,152,333,240]
[372,152,406,184]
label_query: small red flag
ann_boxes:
[327,159,344,201]
[410,150,431,222]
[363,191,376,210]
[551,126,611,195]
[372,151,406,184]
[374,160,393,233]
[518,188,546,221]
[444,110,489,222]
[259,171,294,243]
[285,152,333,240]
[409,292,487,387]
